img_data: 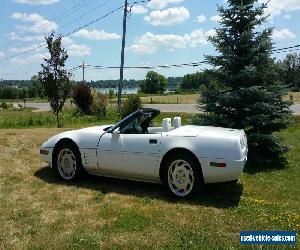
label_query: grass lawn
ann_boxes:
[2,92,300,105]
[0,108,119,129]
[0,98,49,103]
[290,91,300,104]
[0,107,194,129]
[93,92,300,105]
[0,114,299,248]
[140,94,199,104]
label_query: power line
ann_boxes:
[68,65,82,72]
[58,4,124,38]
[272,44,300,52]
[0,0,101,50]
[0,0,113,56]
[56,0,111,34]
[273,48,300,54]
[0,43,47,63]
[81,61,207,70]
[0,4,124,63]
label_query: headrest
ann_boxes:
[162,118,172,132]
[173,117,182,128]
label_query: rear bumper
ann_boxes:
[199,156,247,184]
[39,147,53,166]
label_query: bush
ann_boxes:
[121,95,142,118]
[0,102,9,110]
[108,89,114,102]
[73,84,93,113]
[91,91,107,117]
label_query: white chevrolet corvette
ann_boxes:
[40,108,248,198]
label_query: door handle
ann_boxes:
[149,139,157,144]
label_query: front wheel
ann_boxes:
[53,142,84,181]
[162,153,203,198]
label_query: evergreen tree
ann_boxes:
[193,0,293,164]
[39,33,72,127]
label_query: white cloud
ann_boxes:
[148,0,184,10]
[273,28,296,40]
[188,29,215,47]
[144,7,189,26]
[205,29,216,37]
[73,29,121,40]
[9,43,45,53]
[259,0,300,19]
[131,5,147,14]
[10,53,49,65]
[8,31,44,41]
[128,29,212,54]
[283,14,292,20]
[196,14,206,23]
[67,44,91,57]
[61,37,74,46]
[11,12,58,33]
[210,15,221,23]
[13,0,59,5]
[0,51,4,58]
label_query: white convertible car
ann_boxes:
[40,108,248,198]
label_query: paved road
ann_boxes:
[23,102,52,112]
[17,102,300,114]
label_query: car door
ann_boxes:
[97,132,161,181]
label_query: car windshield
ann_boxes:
[120,112,152,134]
[106,109,159,134]
[106,111,139,133]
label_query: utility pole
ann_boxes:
[82,61,85,83]
[118,0,128,110]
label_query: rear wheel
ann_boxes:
[53,142,84,181]
[162,152,203,198]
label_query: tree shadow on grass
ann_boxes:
[34,166,243,209]
[243,158,289,175]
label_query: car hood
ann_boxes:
[41,125,113,148]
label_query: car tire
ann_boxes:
[53,141,84,182]
[162,152,203,199]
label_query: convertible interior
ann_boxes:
[115,108,182,134]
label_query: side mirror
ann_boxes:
[112,129,120,136]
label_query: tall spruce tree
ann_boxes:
[194,0,293,163]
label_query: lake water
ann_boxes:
[95,88,139,95]
[95,87,176,95]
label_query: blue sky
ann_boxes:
[0,0,299,81]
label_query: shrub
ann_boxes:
[73,84,93,113]
[121,95,142,118]
[91,91,107,117]
[0,102,9,110]
[108,89,114,102]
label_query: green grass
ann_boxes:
[2,91,299,105]
[0,117,299,248]
[0,107,194,129]
[0,97,49,103]
[0,108,120,129]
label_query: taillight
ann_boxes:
[210,162,226,168]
